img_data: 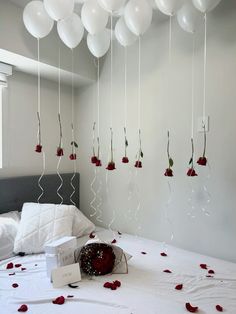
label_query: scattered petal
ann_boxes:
[208,269,215,274]
[15,264,22,268]
[206,275,213,278]
[6,262,14,269]
[18,252,25,257]
[35,264,38,267]
[18,304,28,312]
[160,252,167,257]
[111,239,117,244]
[110,283,117,290]
[12,283,19,288]
[163,269,172,273]
[68,284,78,288]
[118,231,122,235]
[21,268,26,271]
[67,295,74,298]
[113,280,121,287]
[185,302,198,313]
[216,305,223,312]
[200,264,208,270]
[52,296,65,305]
[89,232,95,239]
[9,272,15,276]
[104,282,112,289]
[141,252,147,255]
[175,284,183,290]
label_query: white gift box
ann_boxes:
[44,236,77,277]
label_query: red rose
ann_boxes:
[216,305,223,312]
[35,144,42,153]
[91,156,98,164]
[96,159,102,167]
[122,157,129,163]
[175,284,183,290]
[106,161,116,170]
[12,283,19,288]
[187,168,198,177]
[52,296,65,305]
[57,147,64,157]
[18,304,28,312]
[197,157,207,166]
[104,282,112,289]
[208,269,215,274]
[69,153,76,160]
[135,160,142,168]
[164,168,173,177]
[114,280,121,287]
[110,283,117,290]
[6,262,14,269]
[111,239,117,244]
[185,303,198,313]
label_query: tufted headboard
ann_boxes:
[0,173,80,214]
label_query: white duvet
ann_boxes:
[0,228,236,314]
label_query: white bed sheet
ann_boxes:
[0,227,236,314]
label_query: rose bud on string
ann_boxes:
[57,147,64,157]
[197,123,208,166]
[96,159,102,167]
[165,131,174,177]
[96,137,102,167]
[35,144,42,153]
[187,138,198,177]
[122,127,129,164]
[57,113,63,157]
[70,139,78,161]
[91,156,98,164]
[135,129,143,169]
[69,154,76,160]
[91,122,97,165]
[106,128,116,171]
[35,112,42,154]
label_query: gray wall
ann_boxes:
[76,0,236,262]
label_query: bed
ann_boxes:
[0,174,236,314]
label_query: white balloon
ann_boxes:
[23,1,53,39]
[98,0,126,13]
[124,0,153,36]
[87,29,111,58]
[44,0,74,21]
[177,2,203,33]
[81,0,108,35]
[192,0,221,13]
[57,13,84,49]
[115,17,137,47]
[155,0,185,16]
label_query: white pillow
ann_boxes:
[0,211,21,261]
[13,203,95,255]
[14,203,75,254]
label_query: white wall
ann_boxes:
[76,0,236,262]
[1,71,76,177]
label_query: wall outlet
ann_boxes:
[198,116,209,133]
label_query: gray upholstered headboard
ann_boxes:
[0,173,79,214]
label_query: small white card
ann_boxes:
[51,263,81,288]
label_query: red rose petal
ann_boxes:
[103,282,112,289]
[18,304,28,312]
[113,280,121,287]
[9,272,15,276]
[15,264,22,268]
[118,231,122,235]
[208,269,215,274]
[89,232,95,239]
[111,239,117,244]
[67,295,74,298]
[160,252,167,257]
[12,283,19,288]
[206,275,213,278]
[21,268,26,271]
[175,284,183,290]
[200,263,208,270]
[163,269,172,273]
[6,262,14,269]
[185,302,198,313]
[52,296,65,305]
[110,283,117,290]
[141,252,147,255]
[216,305,223,312]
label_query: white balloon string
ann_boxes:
[203,13,207,119]
[201,162,211,216]
[138,36,141,130]
[110,14,113,129]
[56,156,63,205]
[191,36,195,139]
[168,15,172,131]
[125,169,134,226]
[70,171,76,206]
[95,167,103,223]
[166,180,174,241]
[37,151,45,203]
[58,47,61,115]
[187,180,196,219]
[168,15,172,68]
[37,38,41,118]
[90,167,97,217]
[134,169,142,237]
[124,47,127,128]
[97,57,100,138]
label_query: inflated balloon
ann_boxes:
[98,0,126,13]
[115,17,138,47]
[87,29,110,58]
[44,0,74,21]
[57,13,84,49]
[23,1,54,39]
[192,0,221,13]
[81,0,108,35]
[124,0,153,36]
[177,2,203,33]
[155,0,185,16]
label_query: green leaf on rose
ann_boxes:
[189,158,193,165]
[71,141,78,148]
[169,158,174,167]
[140,151,144,158]
[125,139,128,147]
